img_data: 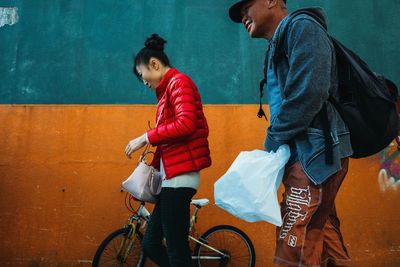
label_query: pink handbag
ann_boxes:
[122,146,162,203]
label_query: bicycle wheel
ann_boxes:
[193,225,255,267]
[92,227,145,267]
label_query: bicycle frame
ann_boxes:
[188,205,230,260]
[130,200,230,261]
[113,201,150,263]
[189,235,229,260]
[94,195,255,267]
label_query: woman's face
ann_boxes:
[136,58,164,90]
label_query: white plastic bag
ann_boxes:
[214,145,290,226]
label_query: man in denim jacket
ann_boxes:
[229,0,353,266]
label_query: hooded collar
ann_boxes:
[272,7,328,58]
[155,68,179,100]
[290,7,327,29]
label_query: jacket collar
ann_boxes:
[274,8,327,48]
[156,68,179,100]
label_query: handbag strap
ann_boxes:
[138,94,167,164]
[155,93,167,128]
[138,145,154,164]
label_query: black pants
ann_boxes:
[141,187,196,267]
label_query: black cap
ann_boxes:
[229,0,251,23]
[228,0,287,23]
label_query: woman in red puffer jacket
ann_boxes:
[125,34,211,266]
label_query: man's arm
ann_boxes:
[265,18,334,152]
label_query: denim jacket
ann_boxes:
[264,8,353,185]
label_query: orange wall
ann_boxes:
[0,105,399,266]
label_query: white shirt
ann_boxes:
[160,159,199,190]
[145,134,200,190]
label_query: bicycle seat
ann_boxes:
[191,198,209,207]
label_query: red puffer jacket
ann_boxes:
[147,68,211,179]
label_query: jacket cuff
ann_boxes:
[150,148,160,171]
[146,128,158,146]
[265,133,286,152]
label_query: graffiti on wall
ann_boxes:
[378,138,400,192]
[0,7,18,28]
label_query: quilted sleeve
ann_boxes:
[147,79,197,146]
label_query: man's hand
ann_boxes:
[125,133,148,159]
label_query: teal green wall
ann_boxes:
[0,0,399,104]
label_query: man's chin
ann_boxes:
[249,30,262,38]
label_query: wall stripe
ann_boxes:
[0,105,399,266]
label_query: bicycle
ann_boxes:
[93,193,256,266]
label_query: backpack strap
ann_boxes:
[258,78,268,120]
[257,44,272,121]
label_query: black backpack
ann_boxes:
[258,10,399,160]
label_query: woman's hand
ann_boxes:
[125,133,148,159]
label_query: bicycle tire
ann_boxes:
[193,224,255,267]
[92,227,145,267]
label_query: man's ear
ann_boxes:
[267,0,278,8]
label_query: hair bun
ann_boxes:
[145,34,167,51]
